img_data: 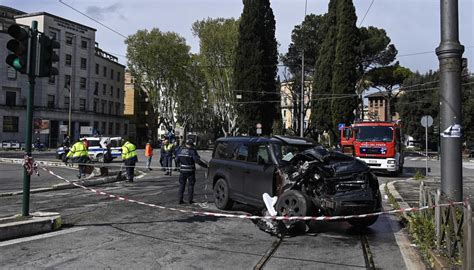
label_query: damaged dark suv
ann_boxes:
[208,136,382,228]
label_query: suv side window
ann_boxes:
[248,144,270,164]
[235,144,248,161]
[214,142,238,159]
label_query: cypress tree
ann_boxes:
[311,0,337,138]
[331,0,359,134]
[234,0,278,135]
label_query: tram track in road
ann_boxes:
[253,237,283,270]
[253,232,376,270]
[360,234,376,270]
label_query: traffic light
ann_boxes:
[5,24,30,74]
[37,33,60,77]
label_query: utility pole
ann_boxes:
[436,0,464,201]
[299,0,307,138]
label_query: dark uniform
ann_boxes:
[176,139,208,204]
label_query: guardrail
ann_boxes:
[419,181,473,269]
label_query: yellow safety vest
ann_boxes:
[67,141,88,158]
[122,141,137,161]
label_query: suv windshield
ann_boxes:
[356,126,393,142]
[272,143,313,163]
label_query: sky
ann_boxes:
[3,0,473,74]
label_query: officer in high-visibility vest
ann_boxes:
[121,139,138,182]
[66,138,90,179]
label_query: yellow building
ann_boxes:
[280,81,312,131]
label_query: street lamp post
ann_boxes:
[300,0,308,138]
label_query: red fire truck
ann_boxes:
[340,121,404,175]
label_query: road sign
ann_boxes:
[80,126,93,135]
[338,123,345,131]
[256,123,262,129]
[256,128,262,135]
[421,115,433,128]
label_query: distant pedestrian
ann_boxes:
[176,139,208,204]
[162,138,174,175]
[145,140,153,171]
[121,139,138,182]
[66,138,90,179]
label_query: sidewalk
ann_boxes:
[392,176,474,209]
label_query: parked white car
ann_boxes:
[56,137,122,162]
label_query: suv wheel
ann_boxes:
[275,190,313,233]
[214,179,233,210]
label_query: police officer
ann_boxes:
[162,138,174,175]
[176,139,208,204]
[121,139,138,182]
[66,138,90,178]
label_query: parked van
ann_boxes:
[56,137,122,162]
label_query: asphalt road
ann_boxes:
[0,151,454,269]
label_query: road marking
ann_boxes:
[463,163,474,170]
[0,227,86,247]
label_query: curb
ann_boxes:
[0,212,61,241]
[385,180,451,269]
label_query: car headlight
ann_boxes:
[387,160,395,164]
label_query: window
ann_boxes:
[81,40,88,49]
[79,98,86,111]
[101,100,106,114]
[101,122,106,134]
[64,96,70,109]
[103,66,107,77]
[66,35,73,45]
[80,77,86,89]
[47,95,55,108]
[248,144,270,164]
[108,101,113,114]
[65,75,71,88]
[93,121,99,133]
[115,103,120,115]
[110,86,113,97]
[283,110,286,118]
[65,54,72,66]
[115,123,120,135]
[80,58,87,70]
[116,88,120,98]
[7,66,16,79]
[108,122,113,134]
[93,99,98,112]
[214,142,238,160]
[5,91,16,106]
[49,31,57,40]
[102,84,107,95]
[235,144,248,161]
[3,116,19,132]
[94,82,99,95]
[95,64,99,75]
[110,69,114,80]
[117,71,121,82]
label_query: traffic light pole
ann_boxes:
[22,21,38,217]
[436,0,464,201]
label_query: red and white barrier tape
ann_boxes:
[41,167,467,221]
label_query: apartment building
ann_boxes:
[0,7,127,147]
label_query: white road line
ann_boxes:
[0,227,86,247]
[463,163,474,170]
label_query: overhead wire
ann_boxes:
[358,0,375,27]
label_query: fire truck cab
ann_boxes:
[340,121,404,175]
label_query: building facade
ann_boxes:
[280,81,311,132]
[365,91,399,122]
[0,8,127,147]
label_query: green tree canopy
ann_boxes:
[233,0,278,135]
[192,17,240,136]
[126,28,191,132]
